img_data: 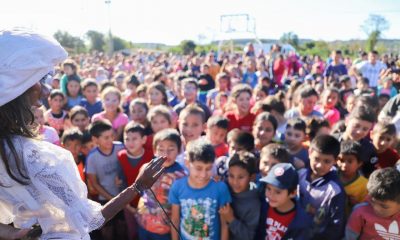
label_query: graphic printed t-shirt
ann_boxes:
[135,162,186,235]
[346,202,400,240]
[169,177,232,240]
[266,207,296,240]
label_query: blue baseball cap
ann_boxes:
[260,163,298,190]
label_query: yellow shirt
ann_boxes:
[342,173,368,216]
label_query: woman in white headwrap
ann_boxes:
[0,29,165,240]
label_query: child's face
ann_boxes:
[155,139,179,167]
[63,65,74,75]
[64,139,82,161]
[265,184,296,209]
[182,83,198,102]
[309,149,336,178]
[316,126,331,137]
[67,81,81,97]
[228,165,251,194]
[285,127,305,150]
[81,141,95,156]
[259,155,279,177]
[346,118,373,141]
[138,91,146,99]
[149,88,164,106]
[103,93,120,113]
[83,85,98,102]
[372,132,395,153]
[130,104,147,124]
[206,126,227,146]
[253,120,275,149]
[179,113,204,143]
[124,131,146,156]
[235,92,251,114]
[71,113,90,132]
[255,90,267,102]
[218,78,229,90]
[323,91,338,109]
[299,95,318,116]
[337,154,362,178]
[34,108,45,126]
[52,79,60,89]
[186,160,213,188]
[370,198,400,218]
[95,129,114,151]
[151,114,170,133]
[49,95,64,112]
[346,96,356,113]
[379,97,389,110]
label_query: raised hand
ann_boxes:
[135,156,166,193]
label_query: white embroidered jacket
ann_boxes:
[0,136,105,240]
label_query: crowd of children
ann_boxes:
[34,46,400,239]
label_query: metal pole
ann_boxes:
[105,0,113,56]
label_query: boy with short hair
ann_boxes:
[371,121,400,168]
[257,163,313,239]
[215,130,255,181]
[334,105,378,177]
[173,77,211,120]
[298,134,346,240]
[346,168,400,239]
[206,116,229,158]
[285,118,309,170]
[219,151,260,240]
[79,78,102,118]
[61,127,84,180]
[337,140,368,214]
[86,119,126,240]
[169,139,231,240]
[118,122,153,192]
[135,129,186,240]
[259,143,292,178]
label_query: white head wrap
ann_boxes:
[0,28,67,106]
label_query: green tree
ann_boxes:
[112,36,129,51]
[53,30,86,53]
[361,14,389,52]
[179,40,196,55]
[86,30,105,51]
[280,32,299,49]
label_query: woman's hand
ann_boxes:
[134,156,166,193]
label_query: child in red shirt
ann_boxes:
[371,121,400,168]
[346,168,400,239]
[206,116,229,158]
[224,84,256,132]
[117,122,153,240]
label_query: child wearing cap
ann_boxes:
[256,163,312,239]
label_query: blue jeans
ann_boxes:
[137,225,171,240]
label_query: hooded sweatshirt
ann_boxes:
[228,183,261,240]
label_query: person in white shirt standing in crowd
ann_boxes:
[356,50,387,92]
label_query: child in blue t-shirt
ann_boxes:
[169,138,231,240]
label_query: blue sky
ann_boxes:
[1,0,399,45]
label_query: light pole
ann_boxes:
[105,0,113,56]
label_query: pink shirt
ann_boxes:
[92,111,129,130]
[346,201,400,239]
[314,105,340,126]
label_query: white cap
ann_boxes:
[0,28,67,106]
